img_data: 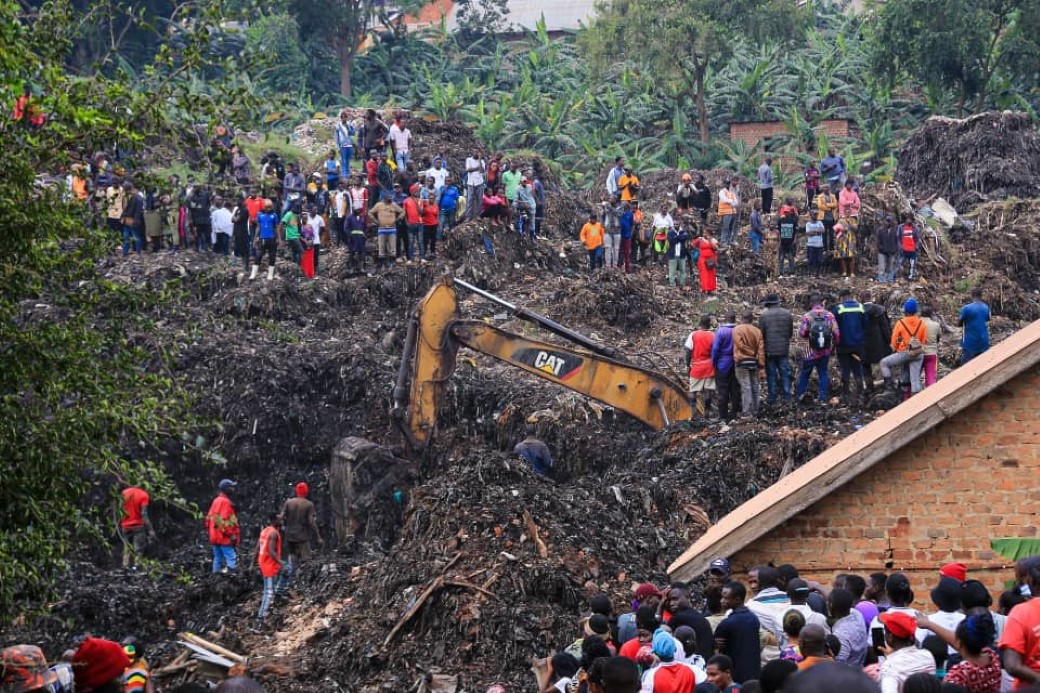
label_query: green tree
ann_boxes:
[245,13,308,96]
[581,0,808,143]
[0,0,247,622]
[870,0,1040,114]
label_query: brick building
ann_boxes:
[669,319,1040,603]
[729,119,851,149]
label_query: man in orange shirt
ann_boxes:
[579,211,605,273]
[796,625,833,670]
[119,486,155,569]
[879,298,927,397]
[256,513,284,624]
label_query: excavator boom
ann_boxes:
[392,278,692,451]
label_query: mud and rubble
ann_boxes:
[5,113,1040,692]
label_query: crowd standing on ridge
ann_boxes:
[682,288,990,418]
[61,109,548,278]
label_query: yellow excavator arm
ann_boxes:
[392,278,692,451]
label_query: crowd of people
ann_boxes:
[582,151,933,291]
[681,288,991,419]
[526,558,1040,693]
[60,109,549,278]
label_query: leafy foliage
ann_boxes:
[0,0,249,621]
[991,538,1040,562]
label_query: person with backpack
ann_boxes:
[880,299,927,397]
[778,207,799,277]
[899,215,921,281]
[795,298,840,404]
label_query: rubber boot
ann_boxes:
[267,266,275,281]
[249,264,259,280]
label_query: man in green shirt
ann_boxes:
[282,205,303,265]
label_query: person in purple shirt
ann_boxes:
[711,311,739,422]
[796,297,840,404]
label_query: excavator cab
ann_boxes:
[391,277,693,452]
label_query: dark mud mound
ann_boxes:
[896,111,1040,210]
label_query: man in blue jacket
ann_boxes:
[711,312,739,422]
[831,288,867,400]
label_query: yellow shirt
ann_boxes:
[618,174,640,202]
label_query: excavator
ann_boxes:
[391,277,693,452]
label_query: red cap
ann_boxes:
[634,583,663,600]
[72,638,131,693]
[940,562,967,583]
[295,482,309,498]
[879,611,917,640]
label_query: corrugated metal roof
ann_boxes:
[668,318,1040,583]
[445,0,598,32]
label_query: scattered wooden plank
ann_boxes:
[522,509,548,558]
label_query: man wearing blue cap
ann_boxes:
[880,299,927,397]
[205,479,240,573]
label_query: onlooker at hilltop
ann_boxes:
[732,310,765,417]
[920,305,941,388]
[758,158,774,214]
[876,215,900,284]
[803,160,820,211]
[881,299,927,397]
[759,293,793,405]
[685,314,717,418]
[796,298,840,404]
[580,211,605,273]
[959,288,991,364]
[831,288,867,399]
[711,312,740,422]
[718,179,740,247]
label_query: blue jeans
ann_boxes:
[720,214,738,245]
[961,347,986,364]
[339,146,353,175]
[122,225,143,256]
[275,559,293,594]
[588,247,603,272]
[765,356,792,403]
[407,223,424,259]
[749,230,762,253]
[258,576,275,619]
[211,544,237,573]
[395,150,408,172]
[796,355,830,401]
[438,208,456,239]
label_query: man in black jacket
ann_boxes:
[860,290,893,391]
[121,181,145,257]
[759,292,794,404]
[876,215,900,284]
[188,184,212,252]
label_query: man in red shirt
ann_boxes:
[204,479,240,573]
[119,486,155,569]
[684,314,716,418]
[256,512,284,625]
[1000,562,1040,688]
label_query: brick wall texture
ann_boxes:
[728,119,850,148]
[730,362,1040,606]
